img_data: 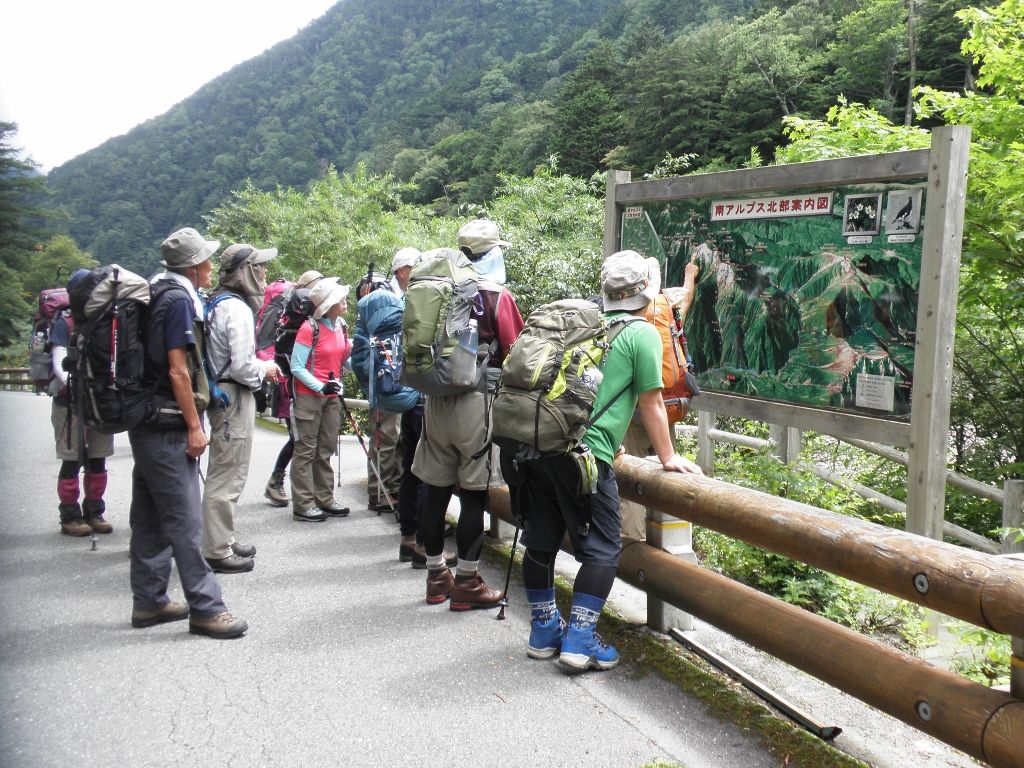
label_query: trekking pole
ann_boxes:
[495,524,521,621]
[109,267,120,389]
[339,391,398,510]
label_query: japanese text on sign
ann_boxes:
[711,193,834,222]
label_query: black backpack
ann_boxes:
[66,265,152,433]
[273,287,316,377]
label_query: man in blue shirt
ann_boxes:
[127,227,248,639]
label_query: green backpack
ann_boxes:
[491,299,636,454]
[400,249,486,397]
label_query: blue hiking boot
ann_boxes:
[558,626,620,671]
[527,616,566,660]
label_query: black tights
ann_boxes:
[522,547,617,602]
[422,485,487,559]
[59,458,105,479]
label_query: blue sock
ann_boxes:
[568,592,604,631]
[525,587,558,624]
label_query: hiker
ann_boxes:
[351,253,455,568]
[128,227,247,639]
[354,270,402,513]
[48,269,114,537]
[389,246,420,296]
[288,277,352,522]
[619,258,700,541]
[200,243,281,574]
[410,232,524,609]
[510,250,701,671]
[262,269,323,508]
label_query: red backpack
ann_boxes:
[28,288,72,390]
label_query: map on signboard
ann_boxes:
[620,183,928,420]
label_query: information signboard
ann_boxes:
[620,181,928,422]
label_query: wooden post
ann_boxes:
[906,126,971,540]
[696,409,716,476]
[1005,480,1024,701]
[604,170,631,258]
[770,424,801,464]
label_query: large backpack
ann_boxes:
[491,299,637,455]
[400,249,485,396]
[273,287,316,377]
[352,289,419,413]
[642,293,700,424]
[66,265,151,433]
[28,288,71,390]
[255,278,293,353]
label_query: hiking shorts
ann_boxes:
[412,389,492,490]
[51,401,114,461]
[515,454,622,568]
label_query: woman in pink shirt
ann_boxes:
[288,278,352,522]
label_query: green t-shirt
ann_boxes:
[582,312,663,464]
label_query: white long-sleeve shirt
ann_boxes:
[204,294,266,390]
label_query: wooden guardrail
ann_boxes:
[0,367,33,391]
[486,458,1024,768]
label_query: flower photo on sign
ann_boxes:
[842,193,882,236]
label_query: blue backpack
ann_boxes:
[352,289,419,413]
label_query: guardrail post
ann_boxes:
[646,513,695,632]
[769,424,801,464]
[1004,479,1024,700]
[696,409,716,476]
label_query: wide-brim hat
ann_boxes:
[160,227,219,268]
[457,219,509,256]
[601,251,661,312]
[219,243,277,274]
[310,277,350,320]
[295,270,324,289]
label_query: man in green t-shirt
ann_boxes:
[513,250,702,672]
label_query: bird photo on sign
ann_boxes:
[884,189,923,235]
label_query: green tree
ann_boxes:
[0,123,48,347]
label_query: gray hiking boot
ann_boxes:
[264,471,288,507]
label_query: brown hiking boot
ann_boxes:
[87,515,113,534]
[425,567,455,605]
[189,611,248,639]
[61,518,91,537]
[450,572,504,612]
[132,601,189,628]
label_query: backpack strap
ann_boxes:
[580,315,645,432]
[204,293,241,382]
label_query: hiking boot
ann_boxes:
[558,626,620,672]
[231,541,256,558]
[425,567,455,605]
[293,507,326,522]
[60,517,92,537]
[368,498,397,514]
[82,499,112,533]
[408,540,457,570]
[132,601,189,629]
[205,554,255,574]
[319,500,350,517]
[59,502,90,537]
[87,515,113,534]
[189,611,248,639]
[528,616,567,660]
[450,572,504,612]
[264,471,288,507]
[399,535,418,563]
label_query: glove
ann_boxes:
[321,380,342,396]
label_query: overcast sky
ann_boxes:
[1,1,339,172]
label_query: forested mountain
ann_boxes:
[45,0,970,273]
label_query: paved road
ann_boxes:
[0,391,773,768]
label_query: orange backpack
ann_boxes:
[643,293,699,424]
